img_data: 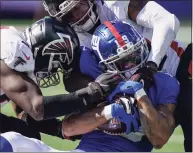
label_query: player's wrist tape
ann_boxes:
[103,105,113,120]
[134,88,147,100]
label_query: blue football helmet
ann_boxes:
[91,20,149,79]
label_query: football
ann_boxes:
[97,118,127,135]
[97,96,135,135]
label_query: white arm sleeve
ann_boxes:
[136,1,180,67]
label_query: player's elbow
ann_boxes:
[151,129,173,149]
[151,137,167,149]
[170,14,180,35]
[29,96,44,121]
[163,14,180,37]
[153,13,180,38]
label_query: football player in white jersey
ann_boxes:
[42,1,192,151]
[0,17,110,140]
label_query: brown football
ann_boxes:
[96,97,135,135]
[97,118,127,135]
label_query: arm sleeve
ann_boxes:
[136,1,180,67]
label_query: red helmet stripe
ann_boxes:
[104,21,126,47]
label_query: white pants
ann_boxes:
[1,132,63,152]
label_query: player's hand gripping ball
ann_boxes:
[97,96,139,135]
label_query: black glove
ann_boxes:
[131,61,157,90]
[75,81,105,107]
[86,82,104,99]
[95,72,122,94]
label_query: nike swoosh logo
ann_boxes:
[22,51,30,60]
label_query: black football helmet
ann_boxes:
[23,17,80,88]
[43,0,99,32]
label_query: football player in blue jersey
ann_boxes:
[33,2,191,150]
[0,20,180,152]
[62,20,180,152]
[42,1,192,151]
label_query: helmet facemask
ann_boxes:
[35,56,73,88]
[67,0,99,32]
[43,0,99,33]
[99,38,149,80]
[43,0,80,19]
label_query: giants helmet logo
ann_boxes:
[42,33,74,65]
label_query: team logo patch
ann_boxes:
[42,33,74,65]
[109,118,122,129]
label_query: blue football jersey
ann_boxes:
[77,47,179,152]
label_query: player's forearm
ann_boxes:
[42,82,104,120]
[136,95,175,149]
[62,105,109,137]
[147,16,179,67]
[136,1,180,66]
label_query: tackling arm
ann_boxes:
[0,61,105,121]
[128,0,180,67]
[62,104,110,137]
[1,61,43,120]
[136,95,176,149]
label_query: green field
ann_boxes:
[1,20,191,152]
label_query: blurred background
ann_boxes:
[0,0,192,152]
[1,0,192,46]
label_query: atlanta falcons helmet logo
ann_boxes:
[42,32,74,65]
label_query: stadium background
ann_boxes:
[1,0,192,152]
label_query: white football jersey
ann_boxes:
[78,0,184,76]
[0,26,35,107]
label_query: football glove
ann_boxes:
[108,81,143,102]
[131,61,157,90]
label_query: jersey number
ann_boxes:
[114,35,129,48]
